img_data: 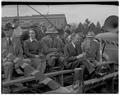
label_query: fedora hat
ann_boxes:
[46,26,58,34]
[86,31,95,38]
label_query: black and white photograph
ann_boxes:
[1,0,118,94]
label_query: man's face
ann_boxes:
[14,21,19,27]
[4,29,13,37]
[49,33,56,38]
[41,26,46,32]
[64,32,69,38]
[72,34,79,43]
[29,30,36,39]
[65,25,70,30]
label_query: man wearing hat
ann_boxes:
[2,22,23,81]
[81,31,101,77]
[40,26,64,71]
[64,33,86,69]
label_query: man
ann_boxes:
[64,33,85,69]
[64,24,72,43]
[40,26,64,71]
[12,18,23,38]
[2,22,23,81]
[81,31,101,77]
[64,24,71,36]
[24,29,46,73]
[2,23,23,59]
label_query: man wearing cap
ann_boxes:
[40,26,64,71]
[12,18,23,38]
[81,31,101,77]
[40,22,46,37]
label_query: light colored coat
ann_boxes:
[2,37,23,59]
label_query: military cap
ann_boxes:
[46,26,58,34]
[86,31,95,38]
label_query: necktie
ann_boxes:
[8,38,12,46]
[51,37,55,48]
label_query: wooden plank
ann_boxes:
[3,69,73,87]
[97,61,115,66]
[44,68,84,94]
[66,72,118,92]
[84,72,118,86]
[72,68,83,93]
[44,87,73,94]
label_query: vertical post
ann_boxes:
[72,68,84,93]
[56,74,64,86]
[99,38,102,64]
[17,4,19,24]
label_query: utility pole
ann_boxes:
[17,4,19,23]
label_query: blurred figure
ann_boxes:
[81,31,102,77]
[40,26,64,71]
[2,26,5,38]
[64,33,85,69]
[39,22,46,40]
[64,24,71,35]
[12,18,23,38]
[24,29,46,73]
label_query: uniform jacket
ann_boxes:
[64,41,83,62]
[81,39,100,61]
[2,37,23,58]
[40,35,64,55]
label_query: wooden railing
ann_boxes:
[2,61,118,93]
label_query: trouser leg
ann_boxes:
[30,58,46,73]
[21,63,35,76]
[37,60,46,74]
[82,60,95,74]
[71,60,81,69]
[3,62,14,81]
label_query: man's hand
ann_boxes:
[35,55,39,58]
[76,52,86,59]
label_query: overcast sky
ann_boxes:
[2,4,118,25]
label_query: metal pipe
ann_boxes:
[26,4,58,30]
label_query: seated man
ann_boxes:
[40,26,64,71]
[24,28,46,73]
[82,31,104,77]
[64,33,85,69]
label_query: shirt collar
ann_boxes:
[6,37,12,41]
[71,42,75,48]
[30,38,37,42]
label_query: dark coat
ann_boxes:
[40,35,64,55]
[81,39,100,61]
[23,39,41,58]
[64,41,83,63]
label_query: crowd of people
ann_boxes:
[2,18,106,82]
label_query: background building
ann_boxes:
[2,14,67,29]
